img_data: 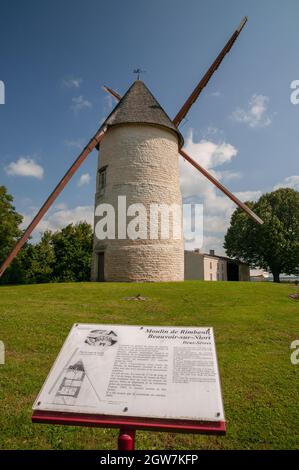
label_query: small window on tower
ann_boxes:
[98,166,107,194]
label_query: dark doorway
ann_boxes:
[227,262,239,281]
[97,252,105,282]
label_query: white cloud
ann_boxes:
[234,190,262,202]
[180,130,238,198]
[231,94,272,128]
[71,95,92,113]
[5,157,44,179]
[180,131,261,255]
[63,77,82,88]
[78,173,91,187]
[217,170,242,182]
[20,205,94,241]
[273,175,299,190]
[201,235,226,256]
[186,234,226,257]
[41,205,93,232]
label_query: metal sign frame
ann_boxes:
[32,409,226,434]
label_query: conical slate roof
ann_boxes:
[102,80,184,148]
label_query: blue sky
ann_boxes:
[0,0,298,254]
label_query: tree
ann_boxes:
[51,222,93,282]
[224,188,299,282]
[0,186,26,284]
[22,231,55,284]
[0,185,93,284]
[13,222,93,284]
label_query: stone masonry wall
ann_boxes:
[91,124,184,282]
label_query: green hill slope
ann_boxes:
[0,281,298,450]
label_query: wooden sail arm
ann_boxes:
[173,17,247,127]
[179,148,263,225]
[102,85,122,102]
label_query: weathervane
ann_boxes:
[133,68,146,80]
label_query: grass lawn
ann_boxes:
[0,280,298,450]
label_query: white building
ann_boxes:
[250,269,270,282]
[184,249,250,281]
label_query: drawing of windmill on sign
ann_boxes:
[54,360,86,406]
[53,358,101,406]
[0,16,264,283]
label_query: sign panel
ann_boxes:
[33,324,225,423]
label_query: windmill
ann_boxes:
[0,16,263,281]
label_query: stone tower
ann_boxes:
[91,80,184,282]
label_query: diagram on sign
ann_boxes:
[47,342,103,407]
[54,360,86,406]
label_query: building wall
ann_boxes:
[239,263,250,281]
[91,124,184,282]
[184,251,249,281]
[184,251,204,280]
[203,256,227,281]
